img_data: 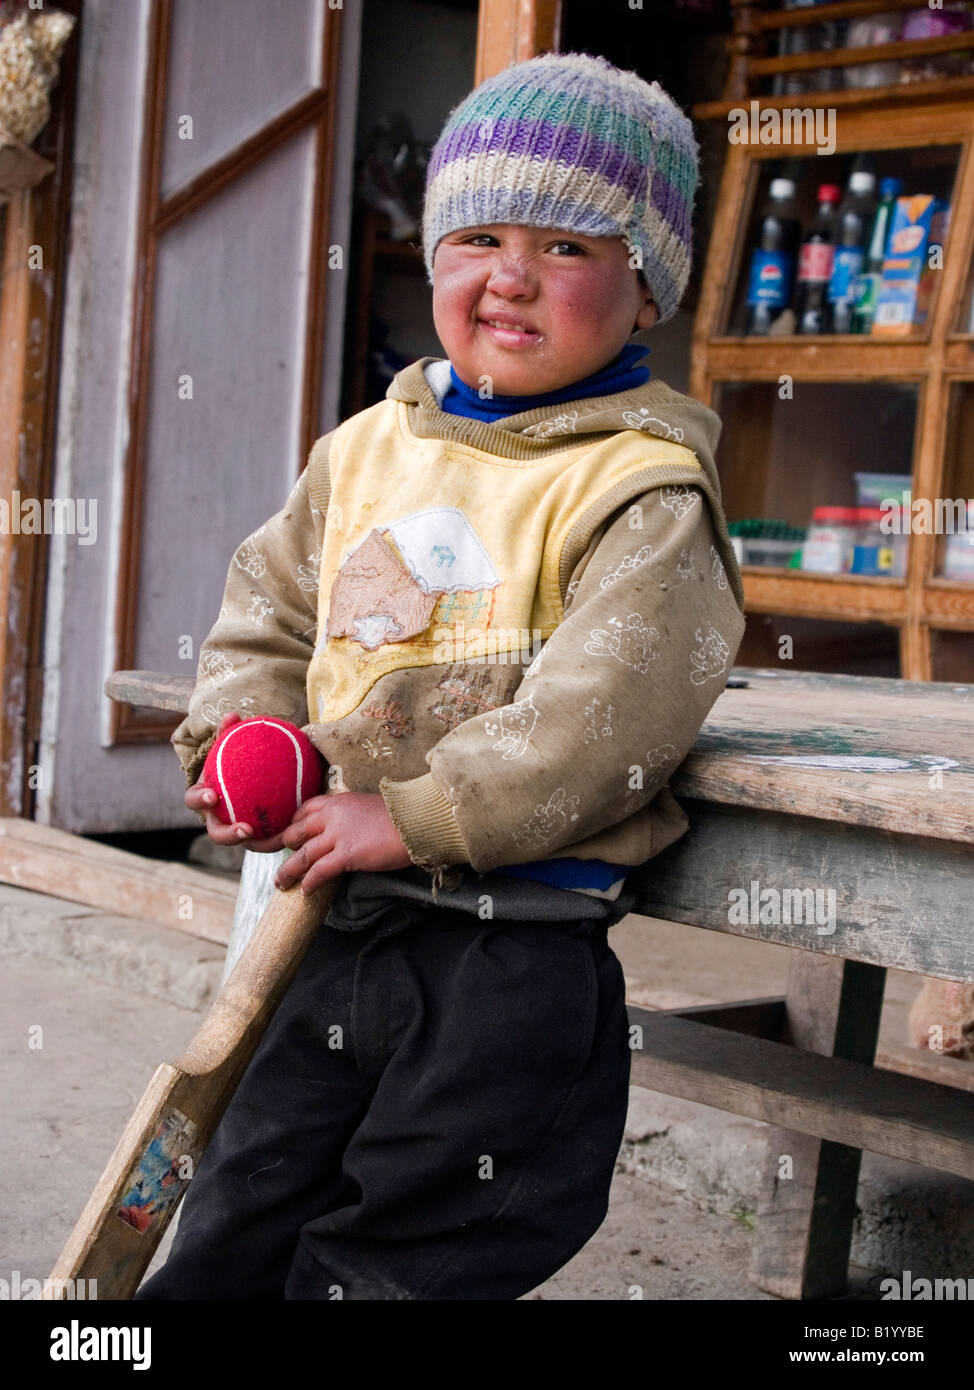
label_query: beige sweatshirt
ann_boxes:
[172,352,746,889]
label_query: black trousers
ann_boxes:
[135,892,632,1301]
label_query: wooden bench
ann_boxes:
[106,665,974,1300]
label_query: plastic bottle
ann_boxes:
[801,506,859,573]
[745,179,801,335]
[849,507,890,575]
[796,185,840,334]
[773,0,819,96]
[773,0,846,95]
[845,12,903,88]
[851,177,902,334]
[828,171,877,334]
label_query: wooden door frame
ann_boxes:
[0,1,82,818]
[476,0,562,82]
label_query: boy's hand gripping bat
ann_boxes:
[44,877,339,1300]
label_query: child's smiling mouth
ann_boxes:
[477,313,544,347]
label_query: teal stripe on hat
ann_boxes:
[422,52,700,323]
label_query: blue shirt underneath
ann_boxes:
[442,341,651,422]
[439,340,651,897]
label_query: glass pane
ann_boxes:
[161,0,321,196]
[937,384,974,581]
[930,630,974,683]
[138,128,317,673]
[715,381,916,576]
[738,614,900,678]
[724,145,960,337]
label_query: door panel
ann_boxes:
[139,128,318,667]
[39,0,358,832]
[161,0,323,195]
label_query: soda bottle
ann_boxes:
[796,184,840,334]
[745,178,801,335]
[827,171,877,333]
[851,176,902,334]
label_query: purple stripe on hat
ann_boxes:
[649,174,691,244]
[430,116,692,240]
[430,116,646,202]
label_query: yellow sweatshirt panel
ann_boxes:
[307,399,702,723]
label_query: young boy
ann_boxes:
[136,51,746,1301]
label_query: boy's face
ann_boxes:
[431,224,659,397]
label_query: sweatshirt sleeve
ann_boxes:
[170,440,330,788]
[379,484,746,874]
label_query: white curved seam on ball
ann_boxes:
[218,719,306,820]
[214,734,239,825]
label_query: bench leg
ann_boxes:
[750,953,886,1299]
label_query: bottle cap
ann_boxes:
[880,177,903,198]
[812,506,858,522]
[849,171,876,194]
[769,178,796,200]
[818,185,841,203]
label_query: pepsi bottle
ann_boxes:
[745,178,801,335]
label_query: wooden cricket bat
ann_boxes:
[44,877,340,1300]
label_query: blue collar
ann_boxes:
[441,342,650,423]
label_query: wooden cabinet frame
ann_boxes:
[691,99,974,680]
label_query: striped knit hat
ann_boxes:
[421,52,700,324]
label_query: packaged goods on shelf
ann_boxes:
[899,6,972,83]
[849,507,905,577]
[844,12,903,88]
[872,195,950,334]
[851,177,902,334]
[728,518,806,568]
[745,178,800,335]
[801,507,859,573]
[827,172,877,334]
[944,502,974,581]
[854,472,913,509]
[796,184,840,334]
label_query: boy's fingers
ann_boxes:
[245,831,288,854]
[186,785,218,809]
[289,795,330,827]
[204,813,251,844]
[274,832,334,889]
[297,851,347,895]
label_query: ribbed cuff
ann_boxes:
[178,730,217,791]
[379,772,470,870]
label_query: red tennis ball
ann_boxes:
[201,718,324,839]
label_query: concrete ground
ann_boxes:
[2,875,972,1302]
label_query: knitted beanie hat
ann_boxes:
[421,51,700,324]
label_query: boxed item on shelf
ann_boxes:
[743,537,805,567]
[944,532,974,581]
[872,196,949,335]
[728,519,805,569]
[944,502,974,581]
[854,472,913,508]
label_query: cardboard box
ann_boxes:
[871,195,949,336]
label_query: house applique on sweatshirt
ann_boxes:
[307,397,704,724]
